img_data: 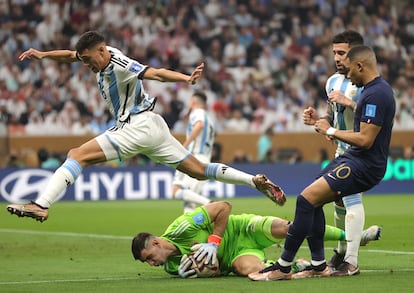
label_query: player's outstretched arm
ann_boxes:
[19,48,78,63]
[142,62,204,84]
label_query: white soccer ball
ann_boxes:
[186,253,220,278]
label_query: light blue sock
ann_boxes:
[36,158,83,207]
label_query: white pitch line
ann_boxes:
[1,228,414,256]
[1,269,414,285]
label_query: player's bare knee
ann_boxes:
[232,256,264,276]
[233,263,264,276]
[67,148,80,160]
[67,148,87,166]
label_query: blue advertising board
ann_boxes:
[0,161,412,203]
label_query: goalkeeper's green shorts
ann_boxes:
[230,215,281,265]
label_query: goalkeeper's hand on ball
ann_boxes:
[190,234,221,265]
[178,254,198,278]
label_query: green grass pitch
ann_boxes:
[1,195,413,293]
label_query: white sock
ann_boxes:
[175,189,210,205]
[35,158,82,208]
[278,258,293,267]
[334,203,347,254]
[343,194,364,267]
[205,163,254,187]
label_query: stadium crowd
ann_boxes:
[0,0,414,138]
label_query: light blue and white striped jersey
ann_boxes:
[96,46,156,124]
[186,108,215,158]
[325,73,363,156]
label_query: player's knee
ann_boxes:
[232,256,264,276]
[67,148,87,166]
[233,263,264,276]
[67,148,80,160]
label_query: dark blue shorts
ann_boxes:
[317,156,382,197]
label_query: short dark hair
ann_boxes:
[192,91,207,104]
[75,31,105,54]
[332,30,364,47]
[347,45,376,63]
[131,232,152,261]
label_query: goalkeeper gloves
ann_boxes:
[191,234,221,265]
[178,254,198,278]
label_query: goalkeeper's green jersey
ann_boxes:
[162,206,277,276]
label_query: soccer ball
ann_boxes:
[183,253,220,278]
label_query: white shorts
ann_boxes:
[173,154,210,193]
[95,111,190,167]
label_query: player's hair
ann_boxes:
[332,30,364,46]
[192,91,207,105]
[131,232,153,261]
[347,45,376,65]
[75,31,105,54]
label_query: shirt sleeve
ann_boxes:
[360,93,385,126]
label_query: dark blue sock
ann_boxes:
[281,195,315,262]
[307,206,326,262]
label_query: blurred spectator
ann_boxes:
[223,35,246,67]
[211,141,222,162]
[0,0,411,142]
[164,92,185,129]
[233,4,254,27]
[7,114,25,136]
[232,149,251,163]
[316,148,330,164]
[43,111,70,135]
[0,100,11,125]
[224,109,250,132]
[89,111,110,135]
[6,150,24,168]
[250,108,267,133]
[178,38,203,69]
[257,126,274,163]
[403,146,413,159]
[71,115,94,135]
[37,148,61,169]
[25,112,46,135]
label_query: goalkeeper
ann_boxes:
[131,201,380,278]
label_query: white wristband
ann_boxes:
[326,127,337,137]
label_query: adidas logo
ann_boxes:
[221,166,228,174]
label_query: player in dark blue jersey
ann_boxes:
[249,45,395,281]
[303,31,376,274]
